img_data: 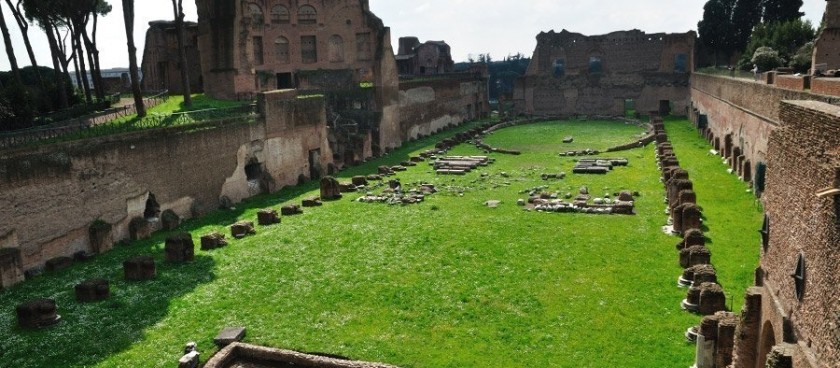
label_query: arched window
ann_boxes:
[298,5,317,24]
[275,36,290,64]
[328,35,344,62]
[271,5,290,24]
[247,3,263,24]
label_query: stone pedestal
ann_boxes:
[178,351,200,368]
[129,217,152,241]
[161,210,181,231]
[124,256,156,281]
[351,176,368,186]
[281,205,303,216]
[320,177,342,200]
[201,232,228,250]
[75,278,110,302]
[678,190,696,207]
[230,221,256,239]
[302,197,322,207]
[89,222,114,254]
[16,299,60,329]
[699,282,727,315]
[0,248,24,290]
[678,229,705,250]
[682,203,703,232]
[257,209,281,225]
[731,287,764,368]
[165,233,195,262]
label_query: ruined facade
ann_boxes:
[812,0,840,72]
[194,0,400,163]
[395,37,454,76]
[140,21,203,94]
[720,101,840,368]
[515,29,695,116]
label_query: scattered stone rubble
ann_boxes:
[572,157,629,174]
[520,186,636,215]
[432,156,495,175]
[357,181,437,205]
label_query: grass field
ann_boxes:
[0,118,761,367]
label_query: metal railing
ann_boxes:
[0,102,257,149]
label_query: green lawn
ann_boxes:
[0,118,761,367]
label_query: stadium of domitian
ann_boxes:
[1,1,839,367]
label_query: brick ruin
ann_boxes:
[721,100,840,368]
[812,0,840,73]
[514,29,695,116]
[395,37,454,76]
[140,20,203,94]
[193,0,401,163]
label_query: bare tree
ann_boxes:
[172,0,191,106]
[122,0,145,117]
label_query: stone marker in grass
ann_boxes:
[165,233,195,262]
[75,278,110,302]
[124,256,156,281]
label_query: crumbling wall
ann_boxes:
[518,29,694,116]
[398,75,489,141]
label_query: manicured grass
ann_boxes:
[0,118,761,367]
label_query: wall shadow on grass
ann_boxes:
[0,242,216,368]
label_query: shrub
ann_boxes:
[752,47,784,71]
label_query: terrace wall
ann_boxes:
[398,75,489,141]
[0,91,330,280]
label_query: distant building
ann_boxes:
[140,20,203,93]
[515,29,695,116]
[395,37,454,76]
[69,68,134,94]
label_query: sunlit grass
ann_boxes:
[0,118,761,367]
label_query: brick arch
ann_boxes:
[757,320,777,368]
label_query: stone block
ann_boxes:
[129,217,152,241]
[45,257,73,272]
[178,351,200,368]
[281,205,303,216]
[257,209,281,226]
[678,229,705,250]
[16,298,60,329]
[678,190,697,207]
[319,177,342,200]
[0,248,24,290]
[165,233,195,262]
[161,209,181,231]
[214,326,247,348]
[302,197,322,207]
[75,278,110,302]
[123,256,156,281]
[688,245,711,267]
[351,176,368,186]
[618,191,634,202]
[201,232,228,250]
[339,183,357,193]
[230,221,256,239]
[88,221,113,254]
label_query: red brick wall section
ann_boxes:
[774,75,808,92]
[810,78,840,97]
[761,101,840,367]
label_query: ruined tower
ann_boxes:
[812,0,840,72]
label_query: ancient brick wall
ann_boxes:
[140,21,203,94]
[811,78,840,96]
[813,0,840,71]
[518,29,694,116]
[398,75,489,141]
[689,74,840,187]
[0,94,331,280]
[774,75,809,92]
[757,101,840,368]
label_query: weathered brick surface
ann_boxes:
[774,75,809,92]
[811,78,840,97]
[517,29,694,116]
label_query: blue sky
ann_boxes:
[0,0,828,71]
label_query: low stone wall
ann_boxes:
[774,75,810,92]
